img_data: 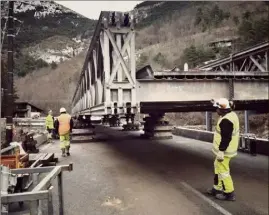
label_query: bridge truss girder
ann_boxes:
[72,12,137,116]
[200,42,269,72]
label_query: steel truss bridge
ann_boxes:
[71,11,269,138]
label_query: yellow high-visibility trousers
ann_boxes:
[60,133,70,149]
[213,157,234,193]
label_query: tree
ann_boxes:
[153,52,168,66]
[195,8,203,26]
[51,61,58,69]
[181,45,216,68]
[233,16,239,25]
[237,17,269,49]
[1,59,19,117]
[137,53,149,68]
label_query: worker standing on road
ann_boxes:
[54,107,73,157]
[207,98,240,201]
[45,110,54,143]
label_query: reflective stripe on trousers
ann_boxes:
[213,157,234,193]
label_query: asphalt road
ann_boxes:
[10,125,268,215]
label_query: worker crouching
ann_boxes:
[207,98,239,201]
[54,107,73,157]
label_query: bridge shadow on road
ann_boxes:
[93,125,268,215]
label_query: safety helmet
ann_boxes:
[48,110,52,114]
[60,107,66,113]
[212,98,231,109]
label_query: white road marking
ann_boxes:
[181,182,233,215]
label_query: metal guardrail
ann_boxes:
[1,163,73,215]
[173,127,269,156]
[0,145,18,155]
[13,118,46,133]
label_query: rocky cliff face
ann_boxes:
[1,1,97,76]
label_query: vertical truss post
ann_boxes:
[228,78,234,100]
[265,50,269,72]
[117,34,123,107]
[130,30,136,108]
[103,29,111,107]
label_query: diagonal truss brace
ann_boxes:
[249,55,266,72]
[105,29,135,86]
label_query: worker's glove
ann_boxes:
[216,151,224,162]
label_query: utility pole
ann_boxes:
[5,0,14,145]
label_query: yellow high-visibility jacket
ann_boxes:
[212,111,240,157]
[58,113,72,135]
[45,115,54,129]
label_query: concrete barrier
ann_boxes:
[34,132,48,148]
[173,127,269,156]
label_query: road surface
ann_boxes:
[10,125,268,215]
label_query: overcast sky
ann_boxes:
[55,1,142,19]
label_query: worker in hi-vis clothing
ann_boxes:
[45,110,54,143]
[54,107,73,157]
[207,98,239,201]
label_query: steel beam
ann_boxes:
[153,71,269,78]
[33,166,62,191]
[136,79,268,102]
[10,164,73,174]
[200,41,269,70]
[140,100,269,113]
[1,191,49,204]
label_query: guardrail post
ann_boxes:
[244,110,249,134]
[250,136,257,156]
[58,172,64,215]
[29,201,38,215]
[205,111,212,131]
[30,173,39,215]
[47,186,54,215]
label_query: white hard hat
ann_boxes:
[60,107,66,113]
[212,98,230,109]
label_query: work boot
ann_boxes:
[215,192,236,201]
[66,146,70,156]
[207,188,223,196]
[61,149,66,157]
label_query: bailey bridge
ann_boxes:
[71,11,269,139]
